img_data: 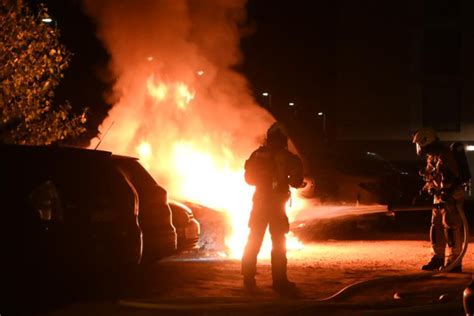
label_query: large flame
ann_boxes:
[135,75,305,259]
[84,0,305,259]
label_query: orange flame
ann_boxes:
[84,1,306,259]
[132,105,305,259]
[92,71,305,258]
[146,76,168,102]
[147,75,195,110]
[90,75,304,258]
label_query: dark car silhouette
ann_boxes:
[309,149,402,205]
[112,156,177,262]
[1,145,177,270]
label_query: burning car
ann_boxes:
[168,201,200,250]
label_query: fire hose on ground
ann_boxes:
[324,203,470,298]
[119,206,471,314]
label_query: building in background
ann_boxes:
[327,0,473,158]
[332,0,472,141]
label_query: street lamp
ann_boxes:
[262,92,272,108]
[317,112,327,142]
[289,102,295,107]
[41,11,53,24]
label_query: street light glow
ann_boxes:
[289,102,295,106]
[197,70,204,76]
[318,112,324,116]
[147,56,154,61]
[261,92,272,107]
[466,145,474,152]
[41,17,53,23]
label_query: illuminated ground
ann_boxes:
[44,240,474,315]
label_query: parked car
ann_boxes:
[388,160,432,211]
[0,144,144,271]
[1,145,178,268]
[168,201,200,250]
[112,155,177,262]
[181,201,229,252]
[0,144,180,311]
[309,149,402,205]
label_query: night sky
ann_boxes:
[241,1,337,112]
[242,0,473,150]
[42,0,332,144]
[40,0,341,145]
[45,0,338,118]
[40,0,472,149]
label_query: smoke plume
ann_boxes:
[83,0,274,193]
[82,0,315,258]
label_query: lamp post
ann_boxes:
[262,92,272,108]
[40,11,55,26]
[318,112,327,142]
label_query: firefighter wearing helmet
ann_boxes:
[413,127,466,272]
[241,122,304,292]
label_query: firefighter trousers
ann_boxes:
[430,192,465,265]
[241,207,289,282]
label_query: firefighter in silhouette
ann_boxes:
[413,127,468,272]
[242,123,304,291]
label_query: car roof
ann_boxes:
[111,154,139,161]
[0,144,144,162]
[0,144,113,159]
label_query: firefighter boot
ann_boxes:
[421,256,445,271]
[272,279,296,292]
[243,276,257,290]
[271,252,296,294]
[448,265,462,273]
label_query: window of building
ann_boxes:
[422,78,461,131]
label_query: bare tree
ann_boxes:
[0,2,86,145]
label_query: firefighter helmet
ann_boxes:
[266,123,288,148]
[412,127,439,156]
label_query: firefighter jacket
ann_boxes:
[244,146,303,200]
[421,145,462,203]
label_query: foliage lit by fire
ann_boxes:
[0,2,86,145]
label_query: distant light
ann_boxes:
[197,70,204,76]
[367,152,376,156]
[317,112,324,116]
[137,142,152,158]
[466,145,474,152]
[289,102,295,106]
[147,56,154,62]
[262,92,269,96]
[41,18,53,23]
[400,171,409,175]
